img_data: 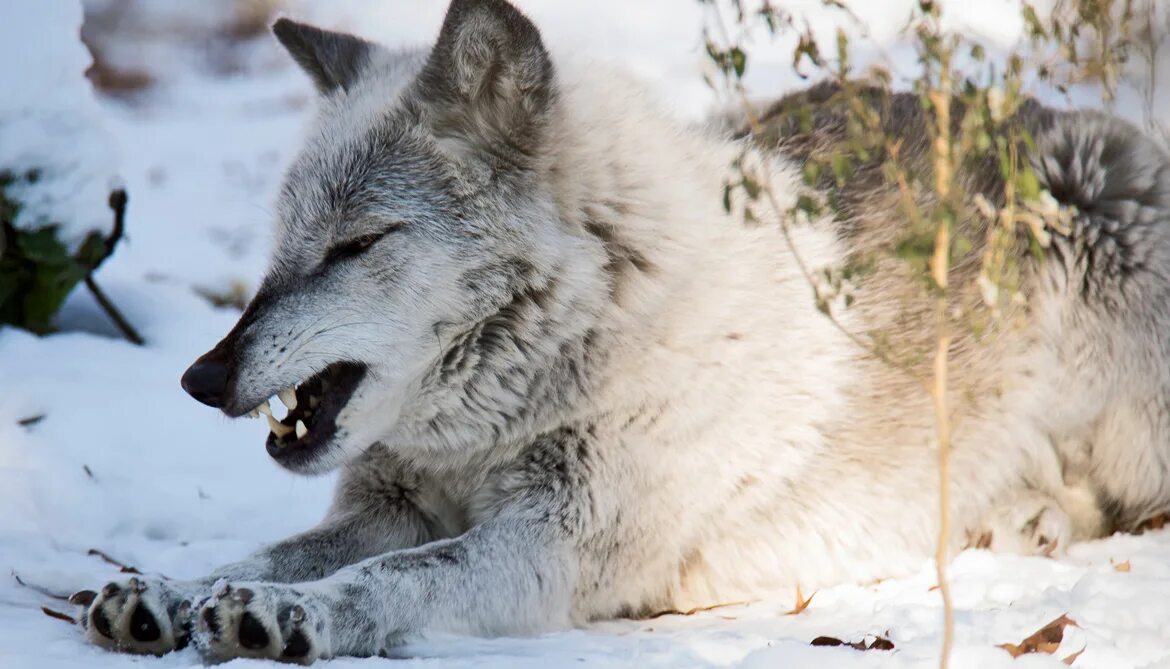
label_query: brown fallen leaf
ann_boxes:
[1113,560,1131,572]
[812,636,865,650]
[810,635,895,651]
[41,606,76,625]
[1063,646,1085,665]
[786,586,816,615]
[999,614,1078,658]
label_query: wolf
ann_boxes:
[72,0,1170,662]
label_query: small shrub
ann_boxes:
[0,169,127,334]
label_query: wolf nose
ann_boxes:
[181,357,229,408]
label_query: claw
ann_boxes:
[234,587,254,604]
[200,603,221,638]
[290,604,306,625]
[213,579,231,599]
[176,599,192,623]
[69,590,97,607]
[101,583,121,598]
[128,577,146,594]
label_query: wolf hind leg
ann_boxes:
[970,489,1075,557]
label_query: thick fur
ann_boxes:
[75,0,1170,662]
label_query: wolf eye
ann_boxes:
[326,224,401,261]
[350,234,381,252]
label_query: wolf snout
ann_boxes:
[181,354,230,408]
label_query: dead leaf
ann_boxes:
[810,635,895,651]
[999,614,1078,658]
[811,636,863,649]
[786,586,816,615]
[1063,646,1085,665]
[17,414,45,428]
[1112,560,1131,572]
[41,606,76,625]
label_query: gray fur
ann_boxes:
[76,1,1170,663]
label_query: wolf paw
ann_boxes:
[72,577,196,656]
[194,581,326,664]
[972,491,1072,557]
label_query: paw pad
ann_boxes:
[238,611,271,649]
[129,603,161,642]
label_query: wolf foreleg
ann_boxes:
[193,514,575,663]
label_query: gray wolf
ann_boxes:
[71,0,1170,662]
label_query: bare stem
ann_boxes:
[86,189,144,346]
[927,29,956,669]
[85,276,144,346]
[931,303,954,669]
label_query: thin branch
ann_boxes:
[86,548,144,575]
[85,276,144,346]
[926,23,956,669]
[11,571,71,601]
[85,189,144,346]
[931,301,955,669]
[747,104,930,387]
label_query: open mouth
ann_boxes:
[241,361,367,465]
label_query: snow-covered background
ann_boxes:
[0,0,118,250]
[1,1,1168,668]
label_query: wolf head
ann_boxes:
[181,0,607,474]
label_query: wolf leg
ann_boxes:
[969,488,1073,557]
[194,514,575,663]
[193,428,590,663]
[75,515,429,655]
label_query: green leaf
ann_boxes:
[951,233,973,261]
[802,161,820,186]
[795,194,821,218]
[730,47,747,78]
[75,231,109,269]
[15,226,71,264]
[830,153,853,185]
[1017,167,1042,200]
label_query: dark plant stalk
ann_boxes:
[85,189,144,346]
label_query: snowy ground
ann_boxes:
[1,1,1169,668]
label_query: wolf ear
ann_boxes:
[417,0,555,162]
[272,19,373,94]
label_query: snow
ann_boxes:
[0,0,119,251]
[1,1,1168,668]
